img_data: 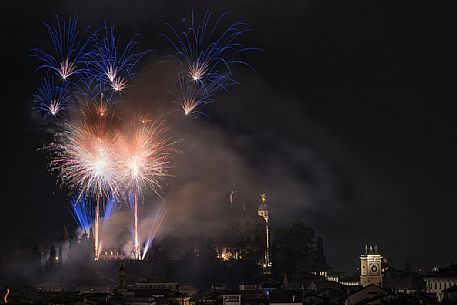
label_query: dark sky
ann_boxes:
[1,0,457,273]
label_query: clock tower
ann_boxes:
[360,245,383,287]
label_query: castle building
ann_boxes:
[214,188,265,262]
[360,245,383,287]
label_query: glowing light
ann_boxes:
[105,65,127,92]
[49,100,59,115]
[70,195,94,234]
[117,121,172,260]
[106,65,117,83]
[48,103,119,198]
[89,25,148,93]
[117,119,173,195]
[31,16,90,80]
[139,114,152,124]
[189,59,210,81]
[29,12,257,263]
[95,100,108,117]
[141,203,166,260]
[111,77,127,92]
[33,75,69,118]
[59,58,76,80]
[3,288,9,304]
[163,11,259,115]
[103,196,119,220]
[182,99,198,116]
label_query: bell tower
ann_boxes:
[360,245,383,287]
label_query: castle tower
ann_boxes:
[258,193,272,274]
[360,245,383,287]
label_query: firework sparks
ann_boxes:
[182,98,198,116]
[141,203,166,260]
[88,25,148,93]
[103,196,120,220]
[33,75,70,117]
[48,101,120,259]
[189,58,210,82]
[164,11,258,115]
[70,195,94,235]
[118,119,172,259]
[49,121,119,198]
[31,16,91,80]
[117,119,172,195]
[173,72,234,116]
[30,12,256,262]
[163,11,256,82]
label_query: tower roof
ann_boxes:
[363,244,380,255]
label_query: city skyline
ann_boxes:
[0,0,456,274]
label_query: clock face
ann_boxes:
[370,264,378,273]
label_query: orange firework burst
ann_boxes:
[49,102,119,198]
[116,118,173,196]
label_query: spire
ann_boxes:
[261,193,267,204]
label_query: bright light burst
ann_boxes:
[117,118,173,196]
[48,105,119,198]
[33,75,70,117]
[163,11,256,115]
[173,72,234,116]
[163,11,256,81]
[31,16,91,80]
[31,12,256,261]
[88,25,148,93]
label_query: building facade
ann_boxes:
[424,277,457,302]
[360,245,383,287]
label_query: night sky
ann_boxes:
[1,0,457,273]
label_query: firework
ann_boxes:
[163,11,256,115]
[70,194,94,235]
[88,25,148,93]
[117,119,172,259]
[30,12,256,262]
[33,75,70,117]
[163,11,256,83]
[172,71,235,116]
[49,123,119,197]
[48,101,119,259]
[116,119,172,195]
[31,16,91,80]
[103,196,120,220]
[73,78,111,106]
[141,203,166,260]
